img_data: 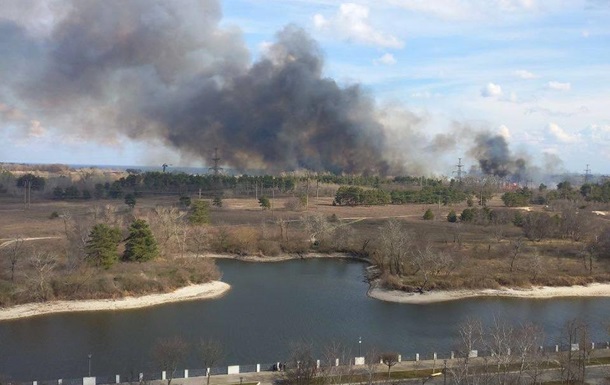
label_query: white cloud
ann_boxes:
[481,82,503,97]
[498,124,511,139]
[387,0,539,21]
[514,69,537,79]
[548,81,571,91]
[547,122,578,143]
[374,53,397,65]
[580,124,610,141]
[27,120,46,138]
[313,3,404,48]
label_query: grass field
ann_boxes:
[1,181,609,307]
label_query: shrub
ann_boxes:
[259,196,271,210]
[285,197,305,211]
[423,209,434,220]
[447,210,458,223]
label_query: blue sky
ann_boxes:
[1,0,609,175]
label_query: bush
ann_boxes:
[259,196,271,210]
[423,209,434,220]
[49,211,60,220]
[258,240,282,256]
[447,210,458,223]
[179,196,192,208]
[285,197,305,211]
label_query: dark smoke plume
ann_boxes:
[0,0,397,174]
[468,133,527,181]
[0,0,550,178]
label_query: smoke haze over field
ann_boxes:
[0,0,549,178]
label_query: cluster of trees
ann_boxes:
[85,219,158,268]
[374,219,460,292]
[579,181,610,202]
[333,186,390,206]
[333,185,471,207]
[501,188,533,207]
[15,174,46,190]
[497,181,610,207]
[390,185,469,205]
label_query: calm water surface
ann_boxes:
[1,259,609,381]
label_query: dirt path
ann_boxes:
[0,236,62,249]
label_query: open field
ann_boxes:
[1,170,610,311]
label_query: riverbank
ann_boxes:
[199,252,370,263]
[0,281,230,321]
[368,282,610,304]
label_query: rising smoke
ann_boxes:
[468,133,528,181]
[0,0,543,178]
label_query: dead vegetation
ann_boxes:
[1,174,610,306]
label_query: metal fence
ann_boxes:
[15,340,610,385]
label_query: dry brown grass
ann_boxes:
[1,192,609,302]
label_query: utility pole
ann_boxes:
[23,179,31,210]
[584,164,591,183]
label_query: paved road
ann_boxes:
[138,351,610,385]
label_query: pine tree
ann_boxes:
[124,193,137,208]
[85,224,122,269]
[447,210,458,223]
[189,200,211,225]
[258,196,271,210]
[122,219,159,262]
[423,208,434,220]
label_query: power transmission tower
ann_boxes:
[208,147,223,176]
[454,158,464,182]
[584,164,591,183]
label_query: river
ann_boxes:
[1,259,609,381]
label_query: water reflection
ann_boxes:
[0,258,608,381]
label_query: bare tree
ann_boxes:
[2,237,25,282]
[302,213,334,246]
[411,244,458,292]
[27,251,58,301]
[151,336,189,385]
[379,352,399,380]
[558,319,591,385]
[283,341,318,385]
[527,249,545,281]
[188,225,210,257]
[198,338,224,385]
[379,219,413,276]
[506,237,525,273]
[485,317,514,385]
[148,206,187,257]
[513,322,545,385]
[451,317,483,385]
[319,341,354,385]
[363,347,380,385]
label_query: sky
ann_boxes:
[1,0,609,176]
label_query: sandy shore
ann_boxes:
[369,283,610,304]
[0,281,230,321]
